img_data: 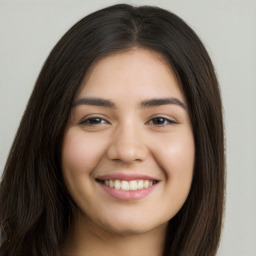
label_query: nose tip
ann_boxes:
[107,142,148,163]
[106,128,148,163]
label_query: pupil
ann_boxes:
[154,117,164,124]
[91,118,101,123]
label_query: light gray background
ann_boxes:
[0,0,255,255]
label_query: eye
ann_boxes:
[79,117,109,126]
[146,116,177,126]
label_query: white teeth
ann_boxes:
[144,180,149,188]
[103,179,156,190]
[137,180,144,189]
[109,180,114,188]
[121,180,129,190]
[129,180,137,190]
[115,180,121,190]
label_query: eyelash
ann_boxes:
[79,117,109,126]
[146,117,177,126]
[79,116,177,127]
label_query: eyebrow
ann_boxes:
[73,97,187,110]
[73,97,115,108]
[140,98,187,109]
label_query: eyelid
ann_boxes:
[146,115,178,126]
[77,114,177,127]
[78,115,111,126]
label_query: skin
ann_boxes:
[61,48,195,256]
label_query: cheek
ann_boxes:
[61,128,111,210]
[151,130,195,219]
[153,130,195,183]
[61,128,107,179]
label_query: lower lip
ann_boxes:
[99,183,157,201]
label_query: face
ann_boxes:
[62,48,195,236]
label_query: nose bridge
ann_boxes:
[107,121,148,162]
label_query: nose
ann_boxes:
[107,125,149,163]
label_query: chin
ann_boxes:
[99,215,166,237]
[104,224,153,236]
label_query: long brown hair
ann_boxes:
[0,4,225,256]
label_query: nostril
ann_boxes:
[107,143,148,163]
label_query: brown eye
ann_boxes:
[147,117,177,126]
[79,117,109,126]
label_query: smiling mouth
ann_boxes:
[96,179,158,191]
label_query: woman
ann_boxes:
[0,4,225,256]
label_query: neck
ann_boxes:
[61,212,167,256]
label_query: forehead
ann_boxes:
[77,48,184,102]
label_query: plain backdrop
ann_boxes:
[0,0,256,255]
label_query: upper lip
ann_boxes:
[95,172,160,181]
